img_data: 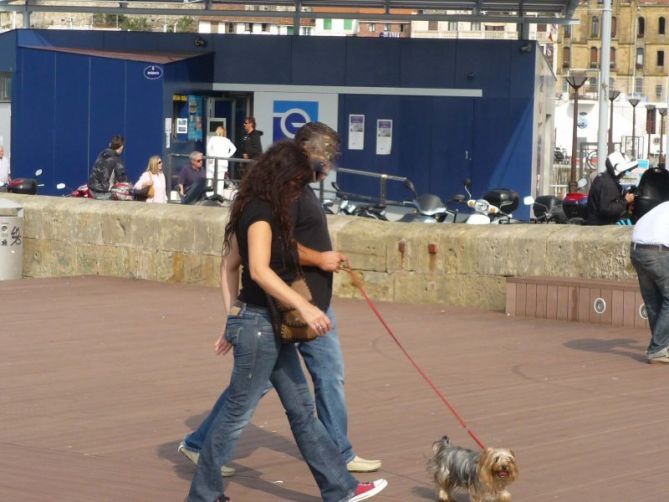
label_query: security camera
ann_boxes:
[194,36,207,48]
[519,43,532,54]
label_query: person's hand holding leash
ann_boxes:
[319,251,347,272]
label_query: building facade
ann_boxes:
[554,0,669,165]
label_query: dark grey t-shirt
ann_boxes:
[291,186,334,311]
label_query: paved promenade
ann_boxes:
[1,276,667,501]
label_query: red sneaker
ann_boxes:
[349,479,388,501]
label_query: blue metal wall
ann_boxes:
[12,48,165,192]
[9,43,212,194]
[1,30,539,212]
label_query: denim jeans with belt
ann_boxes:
[184,307,355,464]
[631,244,669,355]
[187,302,358,502]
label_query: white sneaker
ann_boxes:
[346,456,382,472]
[178,441,236,477]
[349,480,388,501]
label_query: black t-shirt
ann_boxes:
[237,198,298,307]
[291,187,333,311]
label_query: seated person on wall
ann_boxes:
[586,151,638,225]
[88,135,127,200]
[178,151,207,205]
[0,145,10,191]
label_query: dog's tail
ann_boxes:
[431,435,451,454]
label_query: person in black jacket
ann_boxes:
[88,135,127,200]
[586,151,637,225]
[237,116,263,161]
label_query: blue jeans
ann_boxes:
[187,303,357,502]
[631,245,669,355]
[184,307,355,463]
[181,177,207,205]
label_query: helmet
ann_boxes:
[605,151,638,177]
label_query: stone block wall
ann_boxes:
[1,194,638,311]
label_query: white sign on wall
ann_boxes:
[348,114,365,150]
[254,91,339,145]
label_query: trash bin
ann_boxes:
[0,198,24,280]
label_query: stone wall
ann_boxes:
[1,194,638,311]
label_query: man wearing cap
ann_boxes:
[586,151,638,225]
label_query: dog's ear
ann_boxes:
[477,448,496,489]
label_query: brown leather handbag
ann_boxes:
[267,277,318,343]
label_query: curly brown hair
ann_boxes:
[223,140,313,255]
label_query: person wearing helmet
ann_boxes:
[585,151,638,225]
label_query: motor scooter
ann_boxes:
[3,169,43,195]
[561,178,589,224]
[462,179,520,224]
[396,179,465,223]
[524,195,567,223]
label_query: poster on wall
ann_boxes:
[348,114,365,150]
[376,119,393,155]
[176,118,188,134]
[187,95,203,142]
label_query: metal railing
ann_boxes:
[320,166,413,206]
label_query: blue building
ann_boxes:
[0,29,555,216]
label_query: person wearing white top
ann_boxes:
[134,155,167,204]
[631,201,669,364]
[206,126,236,196]
[0,146,10,188]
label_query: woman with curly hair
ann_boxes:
[187,140,386,502]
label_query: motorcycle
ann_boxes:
[462,179,520,224]
[3,169,43,195]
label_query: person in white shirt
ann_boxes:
[630,200,669,364]
[206,126,236,196]
[0,146,10,188]
[133,155,167,204]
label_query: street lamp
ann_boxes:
[659,107,668,165]
[628,97,641,159]
[646,105,656,159]
[566,73,588,192]
[608,90,621,153]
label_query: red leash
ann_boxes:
[342,263,486,451]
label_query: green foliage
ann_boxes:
[175,16,195,33]
[92,14,127,28]
[120,16,151,32]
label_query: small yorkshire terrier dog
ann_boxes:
[427,436,518,502]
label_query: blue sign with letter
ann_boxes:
[143,65,163,80]
[273,101,319,140]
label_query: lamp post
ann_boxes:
[647,105,656,159]
[566,73,588,192]
[628,97,641,159]
[659,107,668,165]
[608,90,621,153]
